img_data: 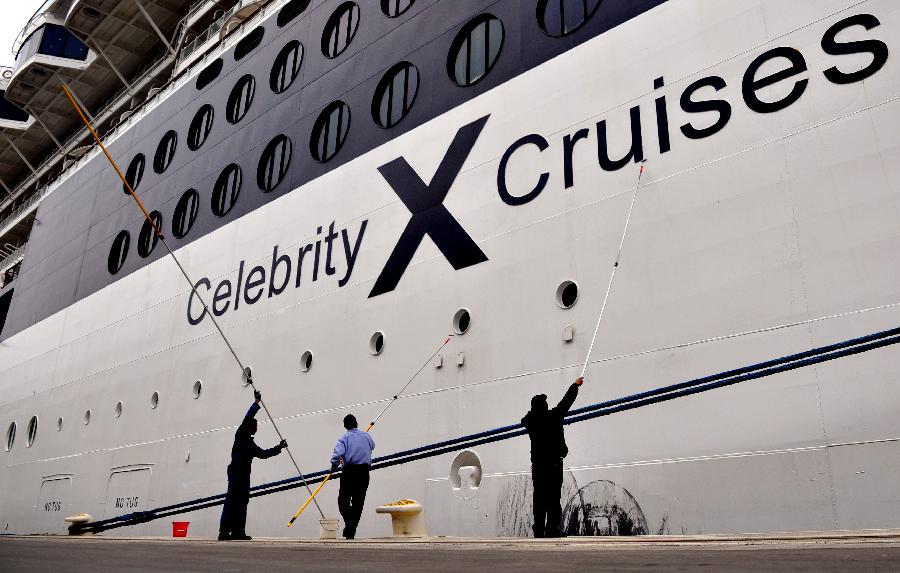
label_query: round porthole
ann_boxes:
[192,380,202,399]
[369,331,385,355]
[226,74,256,124]
[26,416,38,447]
[114,401,123,419]
[537,0,602,38]
[270,40,303,94]
[188,104,215,151]
[123,154,145,195]
[453,308,471,335]
[556,280,578,309]
[107,230,130,275]
[153,130,178,174]
[321,2,360,59]
[242,366,252,387]
[57,417,63,432]
[172,189,200,239]
[83,410,91,426]
[211,164,242,217]
[447,14,504,87]
[310,101,350,163]
[150,392,160,409]
[371,61,419,129]
[300,351,313,372]
[381,0,414,18]
[137,211,163,258]
[5,422,16,452]
[257,134,292,192]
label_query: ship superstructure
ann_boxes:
[1,0,899,539]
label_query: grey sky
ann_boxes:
[1,1,48,68]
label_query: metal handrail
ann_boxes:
[11,0,57,57]
[0,244,25,275]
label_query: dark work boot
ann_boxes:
[217,531,231,541]
[232,532,252,541]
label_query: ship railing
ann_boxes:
[0,244,25,276]
[0,1,285,239]
[178,0,273,66]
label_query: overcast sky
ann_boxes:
[1,1,48,68]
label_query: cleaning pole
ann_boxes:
[580,162,647,378]
[287,334,454,526]
[61,85,326,519]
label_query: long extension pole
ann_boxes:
[61,85,325,519]
[580,162,647,379]
[287,334,454,526]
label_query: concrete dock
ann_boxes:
[2,530,900,572]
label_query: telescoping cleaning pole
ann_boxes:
[580,162,647,378]
[61,85,326,519]
[287,334,454,527]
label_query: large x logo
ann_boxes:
[369,115,490,298]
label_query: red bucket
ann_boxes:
[172,521,190,538]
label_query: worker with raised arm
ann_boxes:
[218,390,287,541]
[331,414,375,539]
[521,376,583,538]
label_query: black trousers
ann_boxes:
[220,480,250,535]
[531,458,563,537]
[338,464,370,538]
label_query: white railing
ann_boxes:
[179,0,271,64]
[0,244,25,276]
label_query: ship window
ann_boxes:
[150,392,159,409]
[381,0,414,18]
[114,401,123,419]
[5,422,15,452]
[188,104,215,151]
[537,0,602,37]
[39,24,88,61]
[447,14,504,87]
[192,380,202,399]
[83,410,91,426]
[257,134,292,193]
[453,309,471,334]
[211,164,242,217]
[234,26,265,61]
[310,101,350,163]
[123,154,145,195]
[556,280,578,308]
[173,189,200,239]
[372,62,418,129]
[270,41,303,94]
[369,331,385,355]
[226,75,256,125]
[153,130,178,174]
[137,211,163,258]
[321,2,360,59]
[0,90,29,122]
[300,351,313,372]
[57,417,63,431]
[108,230,130,274]
[278,0,311,27]
[196,59,223,90]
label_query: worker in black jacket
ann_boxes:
[521,377,583,538]
[218,390,287,541]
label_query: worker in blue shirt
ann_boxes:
[218,390,287,541]
[331,414,375,539]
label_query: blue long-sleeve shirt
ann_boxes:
[331,428,375,467]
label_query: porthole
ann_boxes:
[83,410,91,426]
[277,0,311,27]
[556,280,578,309]
[453,308,471,335]
[172,189,200,239]
[369,331,385,355]
[447,14,504,87]
[5,422,15,452]
[310,101,350,163]
[153,130,178,174]
[270,41,303,94]
[188,104,215,151]
[137,210,163,258]
[196,58,223,90]
[234,26,264,60]
[211,164,242,217]
[192,380,202,399]
[381,0,414,18]
[300,351,313,372]
[372,62,419,129]
[114,401,123,419]
[26,416,38,447]
[150,392,159,409]
[123,154,145,195]
[537,0,602,38]
[321,2,360,59]
[226,75,256,124]
[57,417,63,431]
[257,134,292,192]
[107,230,130,275]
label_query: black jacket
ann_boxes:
[227,402,282,486]
[521,383,579,462]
